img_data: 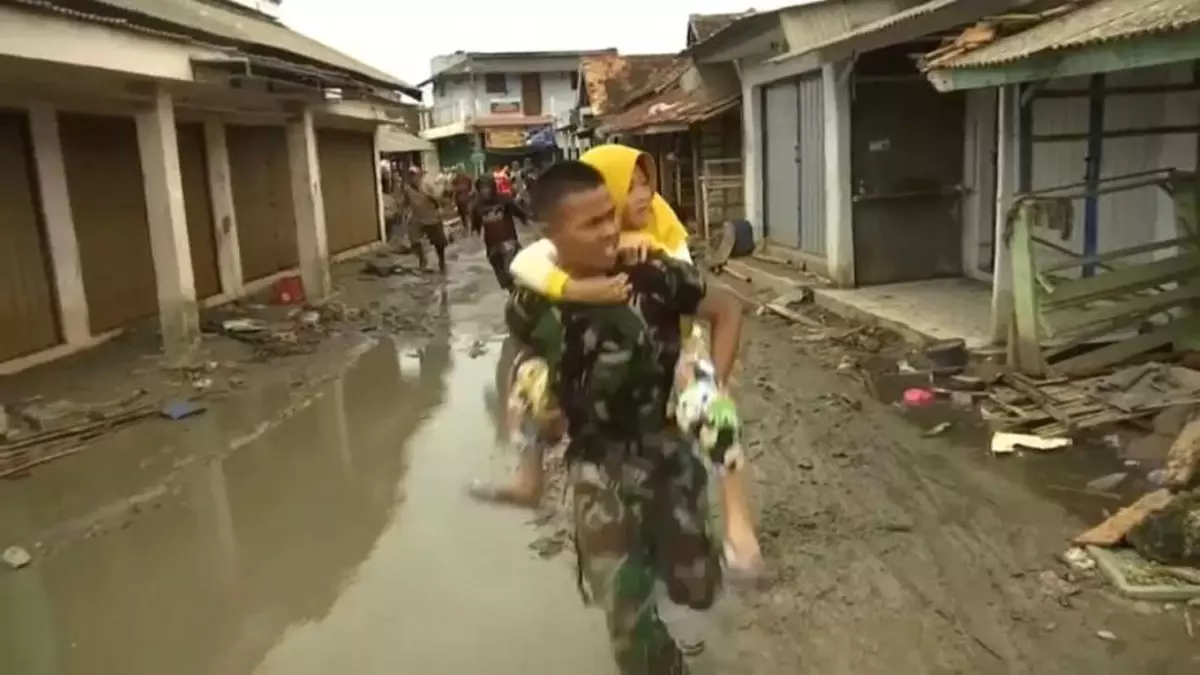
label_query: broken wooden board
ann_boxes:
[1074,489,1175,547]
[1163,409,1200,489]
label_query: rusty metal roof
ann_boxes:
[581,53,677,116]
[931,0,1200,69]
[598,79,740,135]
[37,0,416,92]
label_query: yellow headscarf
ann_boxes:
[580,144,689,254]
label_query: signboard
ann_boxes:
[484,127,526,149]
[489,100,522,115]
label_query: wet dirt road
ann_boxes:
[1,255,614,675]
[2,247,1198,675]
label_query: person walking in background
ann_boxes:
[470,175,529,291]
[397,166,449,273]
[493,163,514,197]
[450,171,474,229]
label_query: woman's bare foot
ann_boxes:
[720,470,765,578]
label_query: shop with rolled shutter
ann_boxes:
[226,124,298,282]
[0,110,60,361]
[59,112,158,335]
[317,128,379,254]
[176,122,221,299]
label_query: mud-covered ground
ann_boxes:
[1,243,1197,675]
[708,308,1199,675]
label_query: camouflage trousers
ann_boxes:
[570,435,721,675]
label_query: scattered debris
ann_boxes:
[1062,546,1097,572]
[159,400,207,421]
[1085,472,1128,492]
[468,340,488,359]
[923,422,952,437]
[1126,489,1200,566]
[991,432,1071,455]
[1095,630,1117,642]
[2,545,31,569]
[1088,545,1200,601]
[1163,409,1200,490]
[1074,489,1174,546]
[1037,569,1080,606]
[903,388,935,408]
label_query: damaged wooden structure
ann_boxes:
[1006,170,1200,377]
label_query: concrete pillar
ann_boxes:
[28,103,90,344]
[822,61,855,288]
[372,126,386,242]
[136,88,199,363]
[738,76,763,242]
[285,108,330,300]
[990,85,1021,345]
[203,120,243,296]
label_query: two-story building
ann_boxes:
[418,49,615,174]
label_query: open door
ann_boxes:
[851,78,966,286]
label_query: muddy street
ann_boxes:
[1,247,1197,675]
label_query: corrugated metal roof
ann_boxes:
[933,0,1200,69]
[581,53,677,116]
[598,82,740,134]
[688,11,753,42]
[54,0,413,90]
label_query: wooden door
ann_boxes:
[521,74,542,116]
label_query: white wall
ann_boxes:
[1026,63,1200,271]
[431,71,578,125]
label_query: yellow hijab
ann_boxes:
[580,144,688,253]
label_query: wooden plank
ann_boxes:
[1074,489,1174,547]
[1054,313,1200,377]
[1008,203,1046,375]
[1040,234,1197,274]
[927,27,1200,93]
[1045,280,1200,334]
[1041,250,1200,309]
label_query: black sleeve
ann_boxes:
[507,199,531,224]
[646,252,706,316]
[469,205,483,235]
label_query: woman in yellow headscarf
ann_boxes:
[497,144,764,575]
[509,144,690,299]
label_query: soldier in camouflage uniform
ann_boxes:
[506,161,743,675]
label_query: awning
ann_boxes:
[924,0,1200,90]
[758,0,1024,77]
[378,126,432,153]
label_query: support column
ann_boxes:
[990,85,1021,345]
[286,108,330,300]
[28,103,90,345]
[823,60,854,287]
[372,126,386,242]
[739,79,762,242]
[203,120,243,296]
[136,88,199,363]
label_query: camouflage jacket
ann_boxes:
[505,252,706,457]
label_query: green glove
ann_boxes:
[702,395,743,471]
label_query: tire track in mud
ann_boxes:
[719,315,1196,675]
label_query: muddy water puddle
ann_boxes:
[1,327,610,675]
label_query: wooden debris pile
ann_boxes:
[982,363,1200,439]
